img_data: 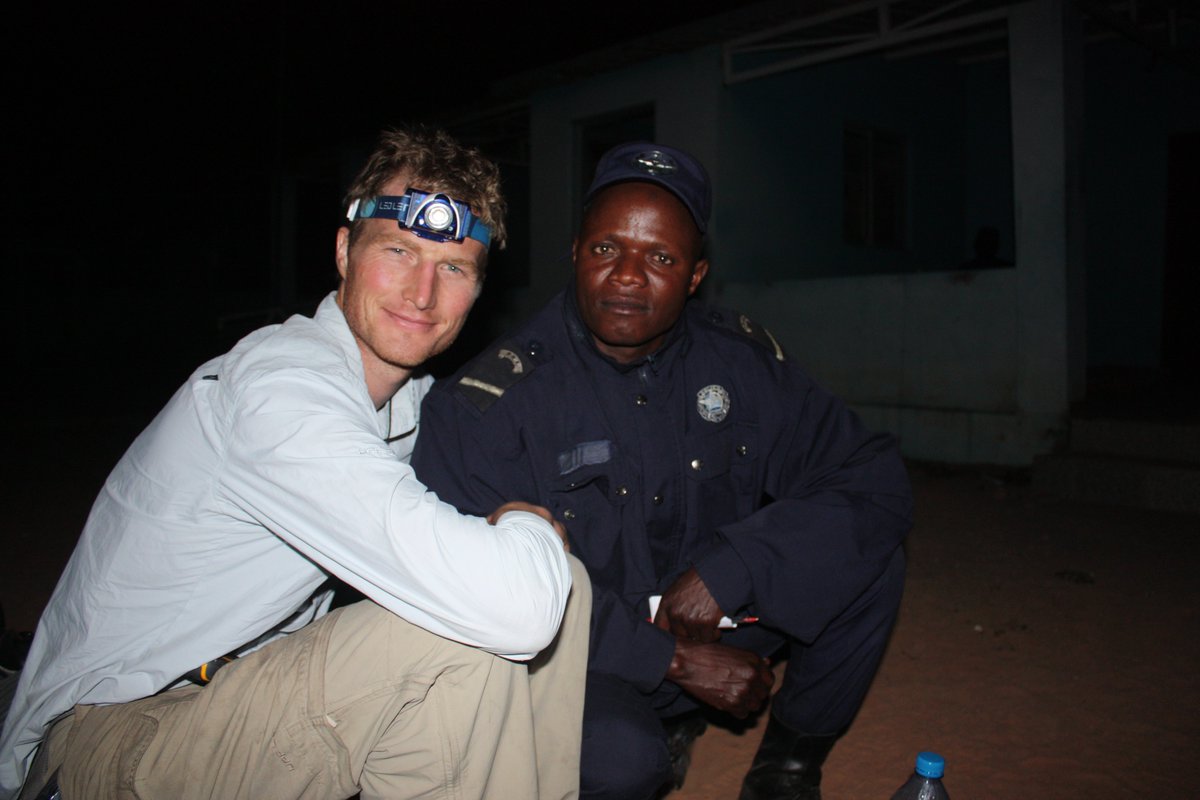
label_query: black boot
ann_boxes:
[738,714,838,800]
[658,711,708,795]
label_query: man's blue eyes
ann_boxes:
[387,250,469,274]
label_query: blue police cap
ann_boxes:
[584,142,711,233]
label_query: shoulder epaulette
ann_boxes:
[452,339,545,413]
[697,306,787,362]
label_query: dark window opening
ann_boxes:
[844,125,906,248]
[574,105,656,230]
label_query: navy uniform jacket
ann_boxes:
[413,290,912,694]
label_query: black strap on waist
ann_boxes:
[182,654,236,685]
[30,768,61,800]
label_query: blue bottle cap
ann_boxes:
[915,751,945,779]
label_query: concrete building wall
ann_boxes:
[716,2,1082,464]
[716,51,1013,280]
[717,271,1064,464]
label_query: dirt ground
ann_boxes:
[676,465,1200,799]
[3,418,1198,798]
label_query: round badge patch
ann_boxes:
[696,384,731,423]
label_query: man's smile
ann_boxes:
[383,307,437,330]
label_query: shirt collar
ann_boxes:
[311,291,425,438]
[312,292,366,380]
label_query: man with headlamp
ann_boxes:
[414,142,911,800]
[1,127,590,800]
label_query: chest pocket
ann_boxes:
[683,422,761,524]
[548,461,633,573]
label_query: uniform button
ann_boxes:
[635,394,648,406]
[690,459,703,471]
[737,445,748,456]
[616,486,629,497]
[527,340,543,356]
[563,509,576,520]
[652,494,663,505]
[708,310,723,323]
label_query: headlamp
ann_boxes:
[347,188,492,248]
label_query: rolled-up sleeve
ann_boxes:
[216,366,571,660]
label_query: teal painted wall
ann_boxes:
[717,52,1014,281]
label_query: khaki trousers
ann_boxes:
[22,555,590,800]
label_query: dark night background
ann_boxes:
[4,7,1200,796]
[6,2,733,421]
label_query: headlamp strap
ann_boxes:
[347,189,491,248]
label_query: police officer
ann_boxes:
[413,142,911,800]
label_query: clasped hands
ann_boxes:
[485,508,771,716]
[653,568,774,718]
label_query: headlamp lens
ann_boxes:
[418,199,455,232]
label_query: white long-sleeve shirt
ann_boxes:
[0,293,571,795]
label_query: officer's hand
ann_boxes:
[666,639,774,718]
[487,502,570,551]
[654,568,724,643]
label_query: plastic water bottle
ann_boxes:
[889,751,949,800]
